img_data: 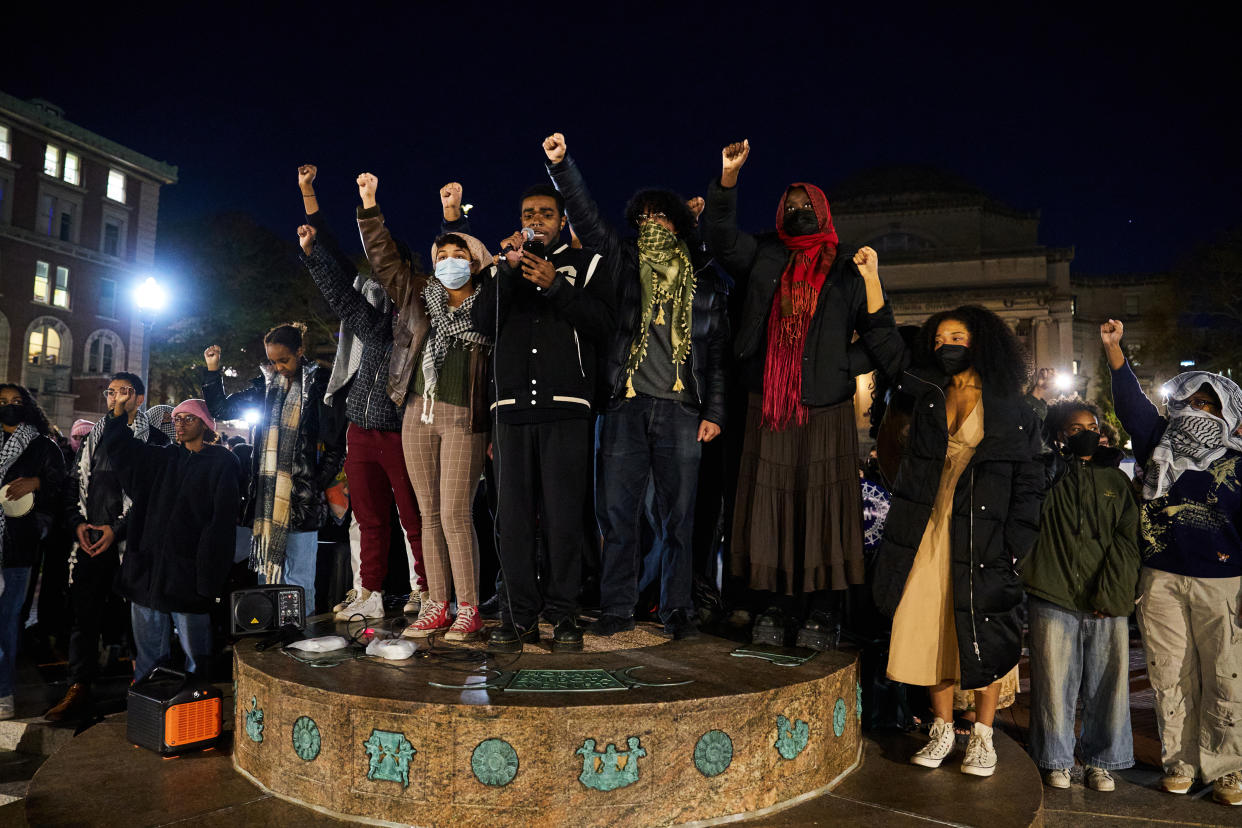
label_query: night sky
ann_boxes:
[3,4,1238,281]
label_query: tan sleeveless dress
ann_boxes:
[886,401,984,686]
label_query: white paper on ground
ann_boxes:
[287,635,350,652]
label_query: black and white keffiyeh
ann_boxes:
[418,280,490,424]
[1142,371,1242,500]
[67,410,151,582]
[0,423,39,569]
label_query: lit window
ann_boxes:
[103,222,120,256]
[0,125,10,160]
[53,266,70,308]
[99,278,117,317]
[63,152,80,185]
[107,169,126,202]
[28,324,62,365]
[1072,360,1081,375]
[33,261,50,302]
[44,144,60,177]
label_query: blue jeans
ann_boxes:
[130,603,213,680]
[0,567,32,697]
[1027,595,1135,770]
[595,397,701,623]
[258,530,317,619]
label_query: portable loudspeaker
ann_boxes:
[230,585,305,635]
[127,668,222,755]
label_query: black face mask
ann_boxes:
[0,405,22,427]
[934,344,973,376]
[1065,429,1101,458]
[783,210,819,237]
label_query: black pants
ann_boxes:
[493,418,590,627]
[67,546,122,686]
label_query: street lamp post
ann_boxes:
[133,276,167,399]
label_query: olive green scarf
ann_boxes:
[625,221,695,397]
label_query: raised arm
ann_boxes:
[101,386,165,486]
[704,140,761,282]
[850,247,907,381]
[1101,319,1165,464]
[201,345,266,421]
[440,181,473,235]
[543,133,621,262]
[355,172,417,310]
[298,164,359,279]
[298,224,390,344]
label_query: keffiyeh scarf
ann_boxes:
[419,280,489,424]
[250,368,303,584]
[1142,371,1242,500]
[0,424,39,569]
[624,221,696,397]
[67,410,150,583]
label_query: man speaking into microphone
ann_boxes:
[471,171,614,653]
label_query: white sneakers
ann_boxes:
[960,722,997,777]
[0,694,14,721]
[1085,767,1115,792]
[404,590,429,615]
[1045,768,1072,788]
[1214,770,1242,806]
[334,588,384,621]
[331,588,358,614]
[909,718,957,768]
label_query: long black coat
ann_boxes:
[871,369,1045,689]
[103,414,240,614]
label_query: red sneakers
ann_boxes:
[444,603,482,642]
[402,599,451,638]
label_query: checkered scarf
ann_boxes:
[0,424,39,569]
[418,280,490,424]
[249,369,303,582]
[1142,371,1242,500]
[67,410,150,584]
[625,221,695,397]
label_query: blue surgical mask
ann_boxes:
[434,257,472,290]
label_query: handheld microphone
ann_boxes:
[502,227,537,254]
[521,227,547,259]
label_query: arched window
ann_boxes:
[84,329,125,375]
[28,321,63,365]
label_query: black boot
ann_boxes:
[487,622,539,653]
[750,607,788,647]
[551,617,584,652]
[795,610,841,652]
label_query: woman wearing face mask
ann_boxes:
[1101,319,1242,806]
[704,140,896,649]
[1022,399,1141,792]
[0,384,65,720]
[201,323,345,620]
[856,260,1045,778]
[355,171,494,643]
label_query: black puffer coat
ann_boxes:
[872,368,1045,689]
[547,156,730,426]
[202,360,344,532]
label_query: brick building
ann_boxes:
[0,91,177,430]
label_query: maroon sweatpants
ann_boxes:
[343,423,425,592]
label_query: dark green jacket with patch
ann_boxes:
[1023,448,1141,617]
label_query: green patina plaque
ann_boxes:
[508,669,627,692]
[471,738,519,787]
[244,696,264,743]
[833,698,848,737]
[856,682,863,721]
[774,714,809,760]
[292,715,321,761]
[364,729,416,787]
[694,729,733,777]
[577,737,646,791]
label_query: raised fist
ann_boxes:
[440,182,462,209]
[297,224,317,255]
[204,344,222,372]
[357,172,378,208]
[298,164,317,191]
[1100,319,1124,349]
[853,246,879,281]
[110,385,135,417]
[686,196,705,221]
[543,133,567,165]
[720,139,750,187]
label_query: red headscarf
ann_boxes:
[762,182,839,431]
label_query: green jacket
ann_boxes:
[1023,449,1141,616]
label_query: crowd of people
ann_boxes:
[0,134,1237,808]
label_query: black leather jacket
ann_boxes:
[202,360,344,532]
[548,155,729,426]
